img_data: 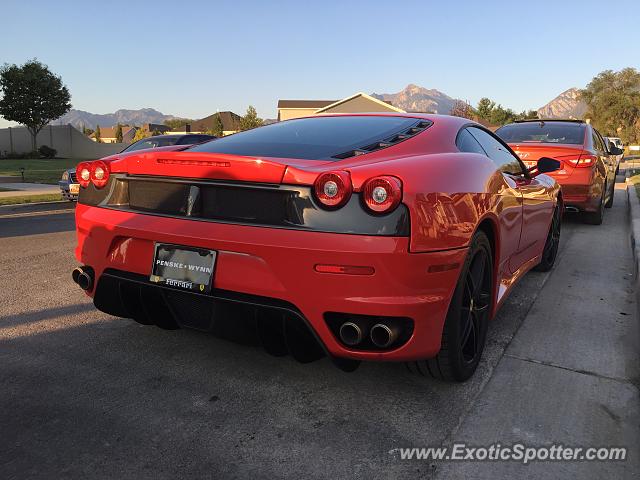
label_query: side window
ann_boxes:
[467,127,525,174]
[456,128,486,155]
[592,130,605,153]
[595,131,608,154]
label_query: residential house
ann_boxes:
[169,111,242,136]
[142,123,171,135]
[277,92,404,121]
[89,125,137,143]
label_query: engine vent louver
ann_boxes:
[332,119,432,159]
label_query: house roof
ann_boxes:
[90,125,136,138]
[142,123,171,133]
[277,100,337,109]
[190,111,242,132]
[314,92,405,114]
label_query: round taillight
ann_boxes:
[76,162,92,188]
[313,171,352,209]
[362,176,402,213]
[90,160,110,189]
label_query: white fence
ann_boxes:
[0,125,125,159]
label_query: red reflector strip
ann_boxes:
[314,264,375,275]
[427,263,460,273]
[156,159,231,167]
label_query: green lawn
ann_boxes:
[0,158,80,184]
[0,193,63,206]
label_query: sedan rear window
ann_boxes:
[188,116,423,160]
[496,122,586,145]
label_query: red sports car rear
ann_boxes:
[73,114,562,381]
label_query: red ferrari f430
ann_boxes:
[73,114,562,381]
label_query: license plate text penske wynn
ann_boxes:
[151,244,217,293]
[155,259,213,274]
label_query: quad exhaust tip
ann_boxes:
[72,266,94,291]
[370,323,398,349]
[337,320,402,349]
[338,322,363,346]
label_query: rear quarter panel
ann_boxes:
[348,153,523,265]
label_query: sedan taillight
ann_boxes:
[362,176,402,213]
[76,162,92,188]
[314,171,352,209]
[565,154,597,168]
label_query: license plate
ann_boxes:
[150,244,216,293]
[69,183,80,195]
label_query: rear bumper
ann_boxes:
[549,168,600,212]
[75,204,467,361]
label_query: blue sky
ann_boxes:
[1,0,638,127]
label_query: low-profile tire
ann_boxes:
[534,205,561,272]
[582,188,605,225]
[410,230,493,382]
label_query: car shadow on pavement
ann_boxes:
[0,303,95,330]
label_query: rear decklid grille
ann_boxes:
[128,178,291,225]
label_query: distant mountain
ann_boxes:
[537,88,587,119]
[372,84,461,114]
[51,108,176,130]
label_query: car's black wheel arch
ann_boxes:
[475,217,499,319]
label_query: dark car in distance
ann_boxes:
[59,134,216,201]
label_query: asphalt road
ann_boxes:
[0,184,637,479]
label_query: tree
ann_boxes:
[132,127,150,142]
[239,105,263,131]
[475,97,518,126]
[476,98,496,122]
[204,113,224,136]
[489,105,517,126]
[450,100,475,119]
[95,125,102,143]
[0,59,71,151]
[81,124,94,136]
[580,68,640,143]
[115,123,123,143]
[164,118,195,130]
[516,109,539,121]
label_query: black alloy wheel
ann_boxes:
[534,205,561,272]
[407,231,492,382]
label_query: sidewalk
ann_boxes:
[0,182,59,199]
[437,179,639,478]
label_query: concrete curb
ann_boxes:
[625,176,640,311]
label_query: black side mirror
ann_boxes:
[609,146,624,156]
[534,157,561,175]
